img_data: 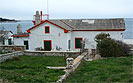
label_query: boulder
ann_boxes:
[94,54,101,60]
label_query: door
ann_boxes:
[75,38,82,49]
[8,39,12,45]
[24,40,29,50]
[44,40,52,51]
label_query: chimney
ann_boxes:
[35,11,41,25]
[17,24,22,34]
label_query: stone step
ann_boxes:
[46,66,66,69]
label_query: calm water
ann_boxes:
[0,20,33,34]
[0,18,133,39]
[124,18,133,39]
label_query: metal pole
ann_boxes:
[47,0,49,19]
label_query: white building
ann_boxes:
[13,12,125,51]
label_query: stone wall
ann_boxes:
[130,49,133,54]
[24,51,80,58]
[0,45,26,52]
[0,51,24,63]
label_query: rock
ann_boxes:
[94,54,101,60]
[88,59,93,61]
[66,58,74,69]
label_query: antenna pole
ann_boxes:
[47,0,49,19]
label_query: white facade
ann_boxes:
[14,37,29,46]
[13,22,124,51]
[71,31,124,52]
[29,23,70,51]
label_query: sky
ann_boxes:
[0,0,133,20]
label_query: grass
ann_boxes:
[66,56,133,82]
[0,55,66,82]
[0,51,10,54]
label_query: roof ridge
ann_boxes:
[49,18,124,20]
[27,20,69,33]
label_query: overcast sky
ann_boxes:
[0,0,133,20]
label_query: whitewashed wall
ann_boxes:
[71,31,124,52]
[14,37,29,46]
[29,22,70,51]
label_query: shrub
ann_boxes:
[95,33,110,42]
[95,33,130,57]
[116,40,130,56]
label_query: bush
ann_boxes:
[95,33,130,57]
[116,40,130,56]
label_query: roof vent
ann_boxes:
[82,20,95,24]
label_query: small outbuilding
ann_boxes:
[0,30,13,45]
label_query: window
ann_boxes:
[75,38,82,49]
[68,40,71,50]
[45,26,50,33]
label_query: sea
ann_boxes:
[0,18,133,39]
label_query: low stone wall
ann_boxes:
[0,45,26,52]
[130,49,133,54]
[24,51,80,58]
[0,51,24,63]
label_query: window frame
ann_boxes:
[44,40,52,51]
[45,26,50,34]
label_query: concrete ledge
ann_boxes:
[24,50,79,53]
[24,51,80,57]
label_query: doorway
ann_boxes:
[44,40,52,51]
[8,39,12,45]
[24,40,29,50]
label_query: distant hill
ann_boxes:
[0,17,19,22]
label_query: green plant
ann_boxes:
[95,33,130,57]
[0,51,7,54]
[95,33,110,42]
[116,40,130,55]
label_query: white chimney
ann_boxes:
[35,11,41,25]
[17,24,22,34]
